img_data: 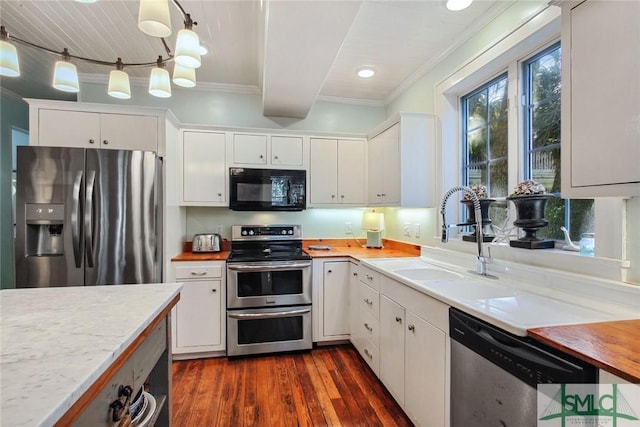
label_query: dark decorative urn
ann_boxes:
[507,194,555,249]
[460,198,496,242]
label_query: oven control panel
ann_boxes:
[232,224,302,240]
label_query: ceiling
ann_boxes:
[0,0,510,118]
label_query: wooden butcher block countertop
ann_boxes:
[173,238,420,261]
[529,320,640,383]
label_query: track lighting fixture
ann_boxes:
[0,26,20,77]
[2,0,201,99]
[53,48,80,93]
[108,58,132,99]
[149,56,172,98]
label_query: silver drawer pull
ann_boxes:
[364,298,373,305]
[395,316,402,323]
[364,349,373,359]
[364,323,373,332]
[190,271,207,276]
[408,324,415,332]
[365,274,373,281]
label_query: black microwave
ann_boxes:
[229,168,306,211]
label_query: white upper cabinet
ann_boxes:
[28,100,160,153]
[309,138,366,206]
[232,133,304,168]
[560,0,640,197]
[181,130,227,206]
[367,113,436,207]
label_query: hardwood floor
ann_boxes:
[172,344,413,427]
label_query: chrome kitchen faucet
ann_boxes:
[440,186,498,279]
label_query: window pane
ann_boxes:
[468,164,487,187]
[531,48,561,103]
[467,92,486,131]
[489,118,508,158]
[531,148,560,193]
[468,128,487,163]
[532,101,561,149]
[539,196,565,240]
[489,160,508,198]
[569,199,595,240]
[488,79,508,121]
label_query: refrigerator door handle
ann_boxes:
[71,170,83,268]
[85,170,96,268]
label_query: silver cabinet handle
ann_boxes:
[274,155,279,160]
[364,323,373,332]
[364,298,373,305]
[84,170,96,268]
[327,269,332,273]
[190,271,207,276]
[365,274,373,281]
[89,139,95,144]
[212,288,217,292]
[395,316,402,323]
[217,192,222,197]
[259,154,264,159]
[408,324,415,332]
[353,272,358,277]
[341,195,344,199]
[364,349,373,359]
[102,140,109,145]
[228,308,310,320]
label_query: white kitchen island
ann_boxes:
[0,283,182,427]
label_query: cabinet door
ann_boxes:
[38,109,100,148]
[349,261,360,342]
[323,261,350,337]
[367,134,383,205]
[310,138,338,204]
[379,295,405,405]
[563,0,640,196]
[405,312,446,427]
[175,279,222,348]
[182,131,226,204]
[380,123,400,204]
[337,139,366,205]
[271,136,303,166]
[233,133,267,164]
[100,113,158,151]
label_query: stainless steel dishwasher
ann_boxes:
[449,308,597,427]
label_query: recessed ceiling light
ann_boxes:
[357,67,375,78]
[199,43,208,56]
[446,0,473,11]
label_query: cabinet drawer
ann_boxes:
[175,263,223,280]
[359,266,380,290]
[356,307,379,342]
[357,281,379,319]
[354,336,379,375]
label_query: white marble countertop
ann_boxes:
[363,253,640,336]
[0,283,182,427]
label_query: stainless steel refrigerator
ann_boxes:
[15,146,163,287]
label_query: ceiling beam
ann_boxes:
[261,0,363,118]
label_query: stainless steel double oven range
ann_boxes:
[226,225,312,357]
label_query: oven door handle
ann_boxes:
[227,262,312,272]
[228,308,311,320]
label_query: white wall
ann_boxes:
[79,82,385,134]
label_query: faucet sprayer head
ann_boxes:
[441,224,449,243]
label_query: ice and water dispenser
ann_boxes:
[25,203,65,256]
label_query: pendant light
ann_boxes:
[138,0,172,38]
[53,48,79,93]
[172,63,196,88]
[148,56,171,98]
[175,14,201,69]
[108,58,131,99]
[0,26,20,77]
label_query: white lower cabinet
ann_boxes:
[350,263,380,375]
[378,275,449,427]
[312,258,351,342]
[172,261,226,358]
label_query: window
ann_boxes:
[462,74,509,225]
[522,43,594,241]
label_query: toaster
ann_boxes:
[192,233,221,253]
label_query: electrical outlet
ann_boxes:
[403,223,411,237]
[414,223,421,238]
[345,222,352,235]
